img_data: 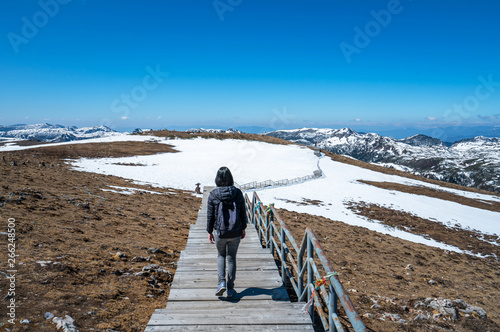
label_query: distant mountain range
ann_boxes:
[0,123,120,142]
[2,123,499,192]
[266,128,500,193]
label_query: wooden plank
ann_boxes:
[148,310,312,325]
[167,286,290,301]
[172,270,282,280]
[146,324,314,331]
[165,300,305,310]
[170,278,283,289]
[174,265,279,272]
[178,254,276,260]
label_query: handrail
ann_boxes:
[245,191,367,332]
[235,156,324,191]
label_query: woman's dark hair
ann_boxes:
[215,166,234,187]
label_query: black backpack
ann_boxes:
[216,200,242,238]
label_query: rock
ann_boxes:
[112,252,127,261]
[405,264,414,271]
[413,313,428,321]
[142,264,160,272]
[428,298,458,321]
[414,301,426,308]
[44,312,55,319]
[147,248,166,255]
[381,313,406,324]
[52,315,78,332]
[20,319,32,324]
[428,279,436,285]
[131,256,151,262]
[453,299,487,319]
[347,289,358,293]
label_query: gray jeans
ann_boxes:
[214,231,241,289]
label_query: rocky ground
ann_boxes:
[277,207,500,332]
[0,141,201,331]
[1,134,499,331]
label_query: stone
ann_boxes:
[147,248,166,255]
[131,256,151,262]
[52,315,78,332]
[413,313,428,321]
[20,319,32,324]
[405,264,414,271]
[142,264,160,272]
[453,299,487,319]
[112,252,127,261]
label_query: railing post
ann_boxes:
[280,226,286,285]
[307,235,314,321]
[269,212,274,254]
[329,283,338,332]
[251,193,256,225]
[297,246,304,301]
[265,209,270,249]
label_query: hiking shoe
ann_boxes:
[227,289,235,298]
[215,282,226,296]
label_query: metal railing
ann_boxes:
[235,158,324,192]
[245,191,366,332]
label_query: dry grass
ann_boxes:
[358,180,500,213]
[346,201,500,257]
[22,141,179,160]
[145,129,294,146]
[0,145,199,331]
[276,208,500,332]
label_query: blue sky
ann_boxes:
[1,0,499,133]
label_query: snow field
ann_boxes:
[6,134,499,254]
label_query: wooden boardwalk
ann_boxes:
[145,186,314,331]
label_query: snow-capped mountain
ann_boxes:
[0,123,121,142]
[266,128,500,193]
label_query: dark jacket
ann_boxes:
[207,186,248,235]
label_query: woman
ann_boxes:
[207,167,247,297]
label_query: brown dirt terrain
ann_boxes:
[357,180,500,213]
[0,141,200,331]
[1,133,499,331]
[346,201,500,257]
[140,130,294,146]
[277,208,500,332]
